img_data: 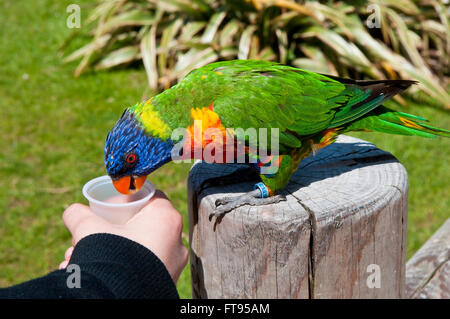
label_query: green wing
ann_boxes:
[186,60,411,151]
[151,60,436,152]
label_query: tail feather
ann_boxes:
[344,106,450,138]
[322,76,449,138]
[329,79,417,128]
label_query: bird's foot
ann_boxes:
[209,183,286,220]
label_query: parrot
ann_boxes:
[104,59,449,218]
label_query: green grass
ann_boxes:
[0,0,448,299]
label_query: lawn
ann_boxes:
[0,0,448,299]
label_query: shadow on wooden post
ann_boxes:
[187,135,408,299]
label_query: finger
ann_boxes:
[126,190,183,236]
[142,190,174,211]
[152,190,169,201]
[62,203,102,235]
[128,190,174,222]
[65,246,74,261]
[63,203,106,245]
[59,260,69,270]
[142,190,173,211]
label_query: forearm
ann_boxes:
[0,233,179,299]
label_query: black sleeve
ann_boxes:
[0,233,179,299]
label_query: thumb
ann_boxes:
[62,203,106,245]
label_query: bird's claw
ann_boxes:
[214,196,236,207]
[209,193,287,221]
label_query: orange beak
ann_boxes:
[112,175,147,195]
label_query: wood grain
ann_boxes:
[188,135,408,298]
[405,218,450,299]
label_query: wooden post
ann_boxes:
[188,135,408,298]
[405,218,450,299]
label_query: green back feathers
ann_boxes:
[181,60,348,151]
[129,60,447,151]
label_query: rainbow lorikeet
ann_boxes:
[104,60,449,217]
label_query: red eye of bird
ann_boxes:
[126,153,137,164]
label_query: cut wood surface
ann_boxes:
[188,135,408,298]
[405,218,450,299]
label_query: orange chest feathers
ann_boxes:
[181,103,236,162]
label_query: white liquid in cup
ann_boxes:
[82,175,155,224]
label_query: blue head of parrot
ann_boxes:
[104,109,174,194]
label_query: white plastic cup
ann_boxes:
[82,175,155,224]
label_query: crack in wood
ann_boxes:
[410,256,450,298]
[406,219,450,299]
[288,189,317,299]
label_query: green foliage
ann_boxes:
[63,0,450,108]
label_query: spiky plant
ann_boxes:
[62,0,450,108]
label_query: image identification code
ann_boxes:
[180,303,270,316]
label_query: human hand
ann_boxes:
[60,190,188,283]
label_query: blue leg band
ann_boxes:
[254,182,269,198]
